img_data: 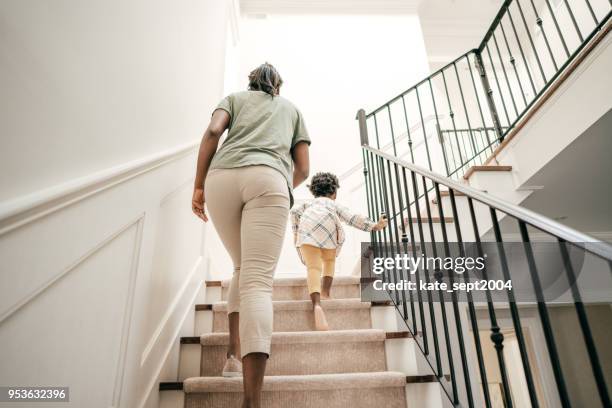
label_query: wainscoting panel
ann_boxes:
[0,218,142,407]
[0,146,208,408]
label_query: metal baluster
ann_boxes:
[518,222,571,408]
[435,187,475,408]
[409,171,429,353]
[459,130,470,166]
[529,0,559,71]
[429,77,450,176]
[584,0,599,25]
[448,190,491,408]
[420,178,444,377]
[474,50,506,141]
[543,0,570,58]
[485,44,512,128]
[490,209,540,407]
[506,7,540,99]
[492,31,519,118]
[499,20,530,106]
[378,156,393,285]
[401,95,416,163]
[414,175,463,400]
[559,239,611,407]
[444,129,459,175]
[373,114,381,149]
[385,160,402,307]
[467,198,512,408]
[562,0,584,42]
[466,54,493,155]
[368,151,382,258]
[362,150,375,249]
[441,70,465,166]
[452,62,478,160]
[387,105,398,156]
[401,168,419,334]
[514,0,547,83]
[430,183,459,404]
[394,163,409,319]
[415,86,434,170]
[374,155,390,281]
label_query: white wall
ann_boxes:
[212,13,431,277]
[0,0,226,202]
[0,1,229,407]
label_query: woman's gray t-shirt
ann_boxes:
[210,90,311,200]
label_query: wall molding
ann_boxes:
[0,141,199,236]
[140,256,203,366]
[0,214,145,326]
[111,216,145,408]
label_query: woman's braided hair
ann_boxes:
[308,172,340,198]
[248,62,283,97]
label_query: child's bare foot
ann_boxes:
[321,292,331,300]
[313,305,329,331]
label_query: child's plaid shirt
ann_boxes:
[290,197,376,255]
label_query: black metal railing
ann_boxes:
[360,139,612,408]
[363,0,611,179]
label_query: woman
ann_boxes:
[191,63,310,408]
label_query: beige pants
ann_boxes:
[299,244,336,294]
[205,165,289,357]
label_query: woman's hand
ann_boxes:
[192,188,208,222]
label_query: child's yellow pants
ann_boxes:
[299,244,336,294]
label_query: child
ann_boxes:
[290,172,388,331]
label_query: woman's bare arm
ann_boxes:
[292,141,310,188]
[192,109,230,221]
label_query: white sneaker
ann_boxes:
[222,355,243,377]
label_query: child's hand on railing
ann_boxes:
[373,213,388,231]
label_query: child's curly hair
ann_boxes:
[308,172,340,197]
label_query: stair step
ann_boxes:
[196,329,387,376]
[209,276,361,301]
[463,165,512,180]
[183,372,407,408]
[202,299,372,332]
[431,190,467,204]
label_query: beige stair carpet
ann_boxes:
[220,276,361,301]
[199,329,387,376]
[184,372,407,408]
[212,299,372,332]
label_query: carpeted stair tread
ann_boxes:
[200,329,386,346]
[184,371,406,393]
[198,329,388,376]
[212,298,370,312]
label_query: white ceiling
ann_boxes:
[418,0,503,69]
[240,0,422,15]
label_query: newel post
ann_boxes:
[356,108,369,146]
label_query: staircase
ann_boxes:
[352,2,612,407]
[159,277,441,408]
[156,1,612,407]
